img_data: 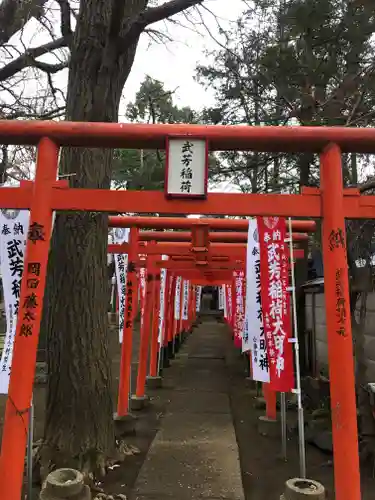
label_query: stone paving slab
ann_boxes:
[133,415,243,500]
[162,391,230,414]
[133,497,238,500]
[161,369,229,393]
[132,323,244,500]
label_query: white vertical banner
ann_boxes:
[0,209,30,394]
[182,280,190,320]
[174,276,182,320]
[218,286,224,310]
[158,255,168,343]
[245,219,270,382]
[113,227,129,343]
[196,286,202,312]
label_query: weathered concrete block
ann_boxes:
[35,362,48,385]
[130,395,149,411]
[282,478,325,499]
[39,468,91,499]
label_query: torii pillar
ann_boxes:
[320,143,360,500]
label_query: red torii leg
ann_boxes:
[320,144,360,500]
[147,267,162,388]
[160,274,172,369]
[116,227,139,417]
[0,138,59,500]
[167,276,177,359]
[132,259,153,409]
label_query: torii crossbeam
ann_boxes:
[0,121,365,500]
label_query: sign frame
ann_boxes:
[165,135,209,200]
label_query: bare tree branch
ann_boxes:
[0,36,70,82]
[359,178,375,193]
[0,0,48,46]
[121,0,204,45]
[55,0,73,38]
[141,0,204,26]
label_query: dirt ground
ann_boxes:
[1,317,375,499]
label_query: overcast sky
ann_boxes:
[2,0,245,117]
[121,0,245,116]
[1,1,245,189]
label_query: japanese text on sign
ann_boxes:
[166,138,207,197]
[335,268,347,337]
[174,277,182,320]
[182,280,190,320]
[0,209,29,393]
[233,271,245,349]
[158,255,168,343]
[245,218,270,382]
[180,141,194,193]
[328,228,345,251]
[113,227,129,343]
[258,216,294,392]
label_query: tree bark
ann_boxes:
[40,0,141,474]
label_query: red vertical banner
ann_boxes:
[257,216,294,392]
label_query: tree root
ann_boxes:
[33,439,140,494]
[94,494,127,500]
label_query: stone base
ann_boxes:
[161,347,171,368]
[258,415,280,438]
[130,395,149,411]
[281,478,325,500]
[40,469,91,500]
[168,341,175,359]
[35,362,48,385]
[113,412,137,437]
[173,335,181,353]
[146,375,162,389]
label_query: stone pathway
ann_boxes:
[131,321,244,500]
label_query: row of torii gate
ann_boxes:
[0,120,373,500]
[106,214,314,418]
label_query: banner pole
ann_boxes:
[287,217,306,478]
[280,392,287,460]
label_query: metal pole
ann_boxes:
[172,319,176,356]
[26,396,34,500]
[157,332,163,376]
[280,392,287,460]
[111,280,116,313]
[288,217,306,478]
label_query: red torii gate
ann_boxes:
[0,120,369,500]
[108,220,311,419]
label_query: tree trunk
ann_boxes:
[40,0,141,474]
[294,152,313,374]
